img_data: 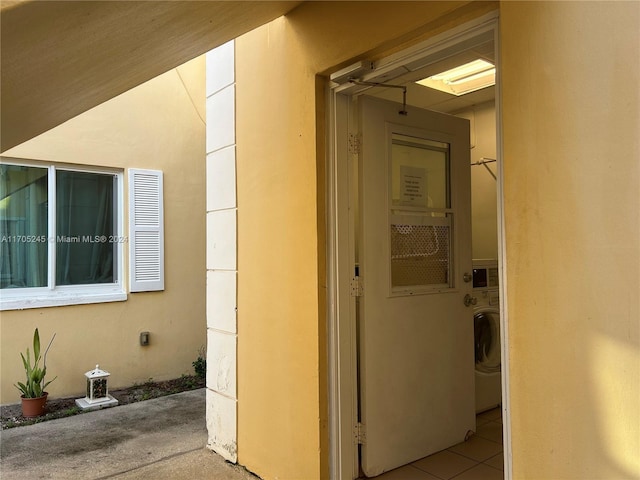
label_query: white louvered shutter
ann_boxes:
[128,169,164,292]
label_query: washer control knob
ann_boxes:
[464,294,477,307]
[463,272,473,283]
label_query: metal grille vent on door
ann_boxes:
[391,224,450,286]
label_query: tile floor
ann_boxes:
[364,408,503,480]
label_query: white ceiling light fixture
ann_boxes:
[415,59,495,96]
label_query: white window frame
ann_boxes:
[0,158,126,310]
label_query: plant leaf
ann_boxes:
[20,352,29,371]
[15,382,28,395]
[33,328,41,362]
[42,376,57,391]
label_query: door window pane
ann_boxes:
[56,171,116,285]
[390,133,453,291]
[0,165,48,288]
[391,134,450,209]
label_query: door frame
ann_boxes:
[325,11,512,480]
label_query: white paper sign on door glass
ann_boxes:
[400,165,427,207]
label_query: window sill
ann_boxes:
[0,289,127,311]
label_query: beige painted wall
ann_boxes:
[234,2,497,479]
[0,56,206,404]
[501,2,639,478]
[456,101,498,260]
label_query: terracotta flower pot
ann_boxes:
[21,392,48,418]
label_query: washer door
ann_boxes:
[474,307,501,374]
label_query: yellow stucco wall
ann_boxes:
[0,56,206,404]
[234,2,497,479]
[501,2,639,478]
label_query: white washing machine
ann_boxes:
[472,260,502,413]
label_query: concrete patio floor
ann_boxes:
[0,389,257,480]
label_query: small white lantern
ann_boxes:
[75,364,118,410]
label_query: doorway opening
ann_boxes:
[326,12,510,480]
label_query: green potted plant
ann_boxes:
[14,328,57,418]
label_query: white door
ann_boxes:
[358,95,475,477]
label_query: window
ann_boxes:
[0,161,126,309]
[389,134,453,291]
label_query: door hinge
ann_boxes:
[350,276,363,297]
[348,133,361,155]
[355,422,366,444]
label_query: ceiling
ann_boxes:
[1,2,493,152]
[0,1,302,153]
[358,37,495,114]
